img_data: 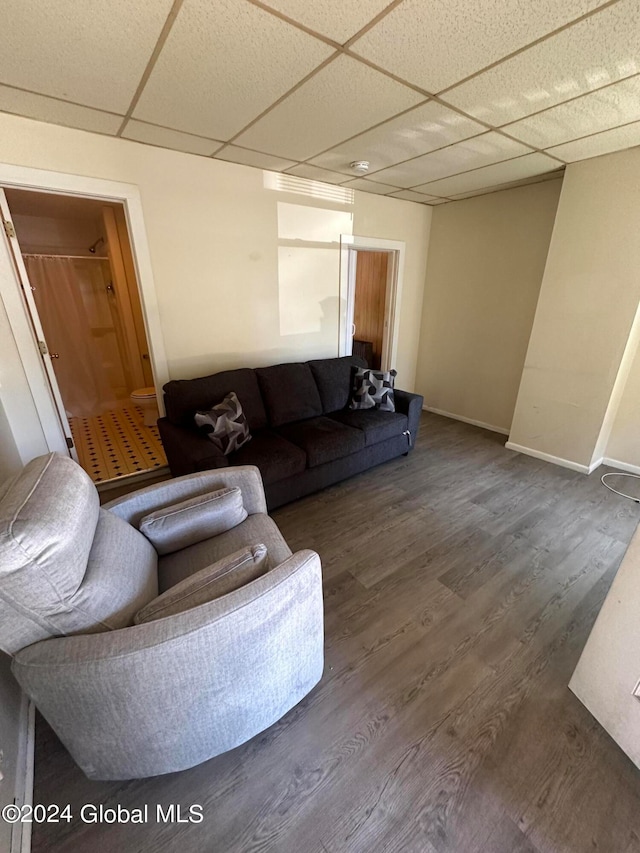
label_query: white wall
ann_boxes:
[0,112,431,472]
[415,179,562,433]
[606,338,640,470]
[509,147,640,470]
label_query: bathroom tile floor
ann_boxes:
[69,406,167,483]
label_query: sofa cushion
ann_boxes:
[278,417,365,468]
[256,362,323,427]
[0,452,100,654]
[232,431,307,485]
[330,409,409,447]
[135,544,268,624]
[158,513,292,592]
[308,355,367,414]
[139,487,247,555]
[195,391,251,455]
[163,368,268,431]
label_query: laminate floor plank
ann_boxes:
[31,413,640,853]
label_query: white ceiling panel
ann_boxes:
[309,100,485,175]
[286,164,352,184]
[504,75,640,149]
[258,0,392,43]
[413,153,562,197]
[546,120,640,162]
[234,55,423,161]
[388,189,444,202]
[133,0,333,141]
[341,178,402,194]
[350,0,608,93]
[371,132,531,188]
[445,0,640,126]
[123,120,220,155]
[449,171,564,199]
[214,146,297,171]
[0,86,122,135]
[0,0,174,114]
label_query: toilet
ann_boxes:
[130,387,159,427]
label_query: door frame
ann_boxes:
[338,235,405,372]
[0,163,168,464]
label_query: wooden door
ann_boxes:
[354,251,388,369]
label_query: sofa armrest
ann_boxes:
[158,417,228,477]
[103,465,267,526]
[12,550,323,780]
[394,389,424,448]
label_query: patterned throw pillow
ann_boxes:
[194,391,251,454]
[349,368,397,412]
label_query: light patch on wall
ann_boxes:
[276,202,352,339]
[264,170,355,205]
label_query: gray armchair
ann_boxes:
[0,453,324,780]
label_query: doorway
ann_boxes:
[1,188,167,484]
[352,250,389,369]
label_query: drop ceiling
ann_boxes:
[1,0,640,204]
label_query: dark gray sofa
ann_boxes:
[158,356,424,509]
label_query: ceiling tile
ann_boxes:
[215,146,297,171]
[370,132,531,188]
[388,189,444,202]
[413,153,562,196]
[545,120,640,161]
[450,171,564,198]
[350,0,608,93]
[504,75,640,149]
[0,0,174,113]
[427,198,449,205]
[341,178,401,194]
[122,120,220,155]
[445,0,640,126]
[309,101,485,174]
[258,0,392,43]
[0,85,122,135]
[134,0,333,140]
[286,164,351,184]
[234,54,423,161]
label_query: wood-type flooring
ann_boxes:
[32,413,640,853]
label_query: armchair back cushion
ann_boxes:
[0,453,158,654]
[256,362,323,427]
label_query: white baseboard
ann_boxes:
[504,441,592,474]
[11,699,35,853]
[422,406,510,436]
[601,457,640,476]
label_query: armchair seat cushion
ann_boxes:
[330,409,409,447]
[277,417,365,468]
[231,431,306,484]
[158,512,292,592]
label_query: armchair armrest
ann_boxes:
[12,550,324,780]
[394,389,424,448]
[103,465,267,527]
[157,417,228,476]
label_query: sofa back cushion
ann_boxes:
[163,368,268,431]
[255,362,323,427]
[308,355,367,414]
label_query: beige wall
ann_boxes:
[606,336,640,469]
[509,147,640,470]
[0,113,430,471]
[415,179,562,433]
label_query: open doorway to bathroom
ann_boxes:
[2,188,167,484]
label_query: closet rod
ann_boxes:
[22,253,110,261]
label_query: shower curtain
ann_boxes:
[25,256,114,419]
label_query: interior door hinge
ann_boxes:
[66,436,74,450]
[38,340,48,356]
[3,219,16,238]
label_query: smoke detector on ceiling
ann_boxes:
[350,160,370,173]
